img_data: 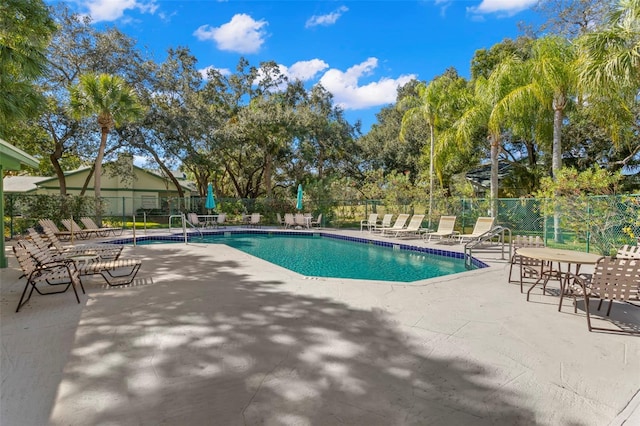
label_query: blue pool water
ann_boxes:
[133,233,475,282]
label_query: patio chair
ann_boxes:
[38,219,73,240]
[81,217,123,237]
[616,244,640,259]
[360,213,378,232]
[422,216,457,242]
[508,235,546,289]
[380,214,410,236]
[61,218,98,239]
[457,217,496,243]
[187,213,206,229]
[310,213,322,228]
[249,213,262,228]
[27,228,123,261]
[373,214,394,233]
[284,213,295,229]
[12,239,84,312]
[215,213,226,227]
[294,213,308,228]
[562,256,640,334]
[390,214,425,238]
[276,213,285,228]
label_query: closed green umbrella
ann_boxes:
[296,184,303,211]
[205,183,216,213]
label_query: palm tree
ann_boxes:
[577,0,640,147]
[494,37,577,241]
[69,73,143,222]
[398,72,466,227]
[0,0,56,134]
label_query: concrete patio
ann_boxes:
[1,228,639,425]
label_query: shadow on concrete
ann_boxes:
[39,244,540,425]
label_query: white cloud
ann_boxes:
[285,59,330,81]
[318,58,415,110]
[467,0,537,17]
[198,66,232,80]
[79,0,158,22]
[193,14,268,54]
[305,6,349,28]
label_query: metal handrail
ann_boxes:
[464,226,512,269]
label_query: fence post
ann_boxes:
[586,201,591,253]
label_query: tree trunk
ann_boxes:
[79,166,95,196]
[50,147,67,196]
[93,127,108,225]
[489,134,499,217]
[552,102,564,242]
[428,125,435,229]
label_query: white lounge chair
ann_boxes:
[373,214,393,233]
[381,214,410,236]
[81,217,123,237]
[61,218,100,239]
[422,216,458,242]
[458,217,496,243]
[360,213,378,232]
[391,214,425,238]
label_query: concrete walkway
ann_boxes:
[1,228,638,425]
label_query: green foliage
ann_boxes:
[536,167,627,254]
[0,0,56,134]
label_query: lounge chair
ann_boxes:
[381,214,410,236]
[563,256,640,334]
[373,214,393,233]
[27,228,123,261]
[27,235,141,287]
[390,214,426,238]
[61,218,98,239]
[310,213,322,228]
[457,217,496,243]
[276,213,285,228]
[360,213,378,232]
[12,239,84,312]
[422,216,458,242]
[38,219,72,240]
[81,217,123,237]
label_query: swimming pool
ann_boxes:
[124,231,486,282]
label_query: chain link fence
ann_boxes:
[4,193,639,255]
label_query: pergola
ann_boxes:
[0,139,39,268]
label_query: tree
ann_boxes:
[0,0,56,136]
[529,0,615,38]
[69,73,143,221]
[398,69,469,227]
[577,0,640,168]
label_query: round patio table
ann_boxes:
[517,247,603,310]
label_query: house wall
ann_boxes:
[34,165,191,216]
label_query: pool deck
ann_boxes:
[1,226,639,426]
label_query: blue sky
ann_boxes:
[59,0,543,132]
